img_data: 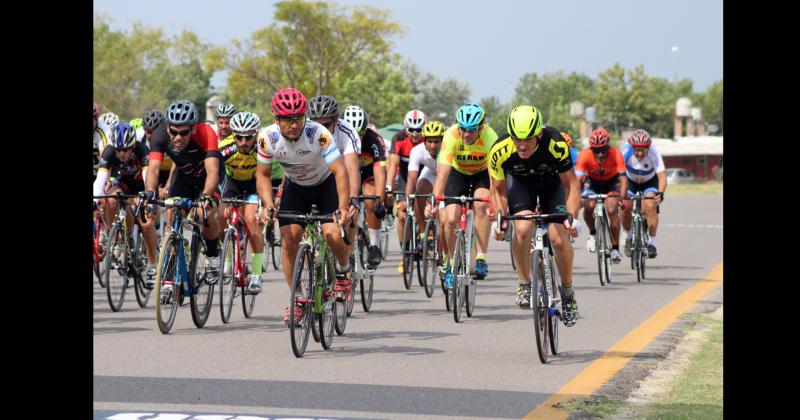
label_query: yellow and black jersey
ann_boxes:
[218,137,258,181]
[488,126,572,184]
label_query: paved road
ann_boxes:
[94,194,723,419]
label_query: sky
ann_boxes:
[94,0,722,103]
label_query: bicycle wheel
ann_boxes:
[94,212,108,288]
[104,223,128,312]
[465,234,477,317]
[380,225,389,261]
[402,215,414,289]
[640,219,649,280]
[595,215,607,286]
[289,243,313,357]
[319,258,336,350]
[508,222,516,271]
[241,237,256,318]
[422,220,436,298]
[189,233,214,328]
[334,255,349,335]
[452,232,466,323]
[602,217,612,284]
[132,227,151,308]
[359,229,374,312]
[271,223,282,270]
[548,254,560,356]
[155,234,180,334]
[219,229,237,323]
[531,249,549,363]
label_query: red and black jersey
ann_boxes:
[359,127,387,168]
[148,122,219,178]
[389,130,424,181]
[98,141,150,183]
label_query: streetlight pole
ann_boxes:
[671,46,679,84]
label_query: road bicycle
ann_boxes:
[93,194,151,311]
[420,195,442,298]
[261,186,282,271]
[400,193,430,290]
[279,206,351,357]
[219,196,259,324]
[585,193,617,286]
[498,209,572,364]
[350,195,381,313]
[434,189,490,322]
[628,192,658,283]
[93,204,109,288]
[152,197,215,334]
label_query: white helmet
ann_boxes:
[216,103,237,118]
[99,112,119,127]
[403,109,426,130]
[230,111,261,133]
[342,106,368,132]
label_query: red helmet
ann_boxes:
[589,128,610,148]
[627,129,652,147]
[271,88,308,116]
[93,102,100,118]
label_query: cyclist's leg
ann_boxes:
[603,179,622,247]
[415,168,435,238]
[581,182,597,233]
[473,170,492,257]
[277,178,312,287]
[395,176,407,243]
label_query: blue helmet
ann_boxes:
[456,103,485,130]
[111,122,137,149]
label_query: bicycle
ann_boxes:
[434,189,490,322]
[399,192,429,290]
[151,197,215,334]
[278,206,351,357]
[93,204,109,288]
[628,192,658,283]
[261,186,282,271]
[219,197,259,324]
[585,193,617,286]
[498,210,572,364]
[350,195,381,313]
[420,195,442,298]
[379,202,394,262]
[93,194,151,311]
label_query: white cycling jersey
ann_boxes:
[620,142,665,184]
[329,118,360,156]
[256,120,341,186]
[408,143,437,174]
[93,119,113,155]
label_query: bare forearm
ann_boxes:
[345,154,361,197]
[145,163,160,192]
[374,165,387,200]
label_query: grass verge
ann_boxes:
[667,181,723,195]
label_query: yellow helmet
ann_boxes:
[507,105,543,139]
[422,120,445,137]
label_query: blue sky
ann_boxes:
[94,0,722,103]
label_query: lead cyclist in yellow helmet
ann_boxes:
[407,120,445,260]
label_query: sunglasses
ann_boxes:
[407,127,423,133]
[592,146,610,154]
[168,128,192,137]
[458,125,480,133]
[278,115,305,125]
[234,133,256,141]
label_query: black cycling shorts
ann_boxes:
[221,177,257,200]
[582,177,621,197]
[278,174,340,227]
[626,176,659,197]
[114,179,145,195]
[444,169,490,206]
[168,173,221,205]
[507,176,566,215]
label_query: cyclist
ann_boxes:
[141,99,224,296]
[489,105,581,325]
[254,88,353,325]
[93,122,158,285]
[217,111,266,294]
[215,103,237,140]
[576,128,628,264]
[620,129,666,258]
[342,105,388,268]
[406,121,445,260]
[142,108,174,197]
[99,112,120,129]
[385,109,426,272]
[426,103,498,280]
[93,103,114,177]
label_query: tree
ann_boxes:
[401,61,471,124]
[698,80,723,134]
[93,13,222,120]
[337,53,414,127]
[512,70,595,136]
[224,0,404,117]
[480,96,511,136]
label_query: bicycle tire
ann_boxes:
[104,223,128,312]
[155,234,180,334]
[94,213,108,288]
[548,253,559,355]
[189,233,213,328]
[319,257,335,350]
[452,232,465,323]
[358,228,374,312]
[290,243,313,357]
[595,215,606,286]
[271,223,281,270]
[242,238,257,318]
[602,217,612,284]
[422,220,436,298]
[531,249,549,363]
[380,225,389,261]
[219,229,237,323]
[402,215,414,289]
[334,255,349,335]
[132,227,151,308]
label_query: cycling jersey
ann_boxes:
[575,147,626,181]
[358,127,386,169]
[93,141,150,199]
[148,122,219,179]
[438,123,498,175]
[93,120,113,173]
[389,130,424,181]
[145,121,175,172]
[488,127,572,185]
[408,143,437,174]
[256,120,341,187]
[620,143,665,184]
[330,118,360,156]
[218,136,257,181]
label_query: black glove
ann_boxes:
[141,190,155,201]
[373,200,386,219]
[655,191,665,202]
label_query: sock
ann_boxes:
[476,253,487,261]
[589,229,596,236]
[648,236,656,246]
[626,229,632,240]
[368,228,380,246]
[205,236,219,257]
[252,252,264,277]
[562,285,574,298]
[336,259,351,274]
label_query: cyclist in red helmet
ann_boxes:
[256,87,355,325]
[575,128,628,264]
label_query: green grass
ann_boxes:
[558,395,626,418]
[667,181,723,195]
[643,314,723,419]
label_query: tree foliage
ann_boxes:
[401,61,471,125]
[512,70,595,136]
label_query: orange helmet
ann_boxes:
[560,131,574,147]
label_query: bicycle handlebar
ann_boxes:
[498,212,573,226]
[150,197,209,227]
[433,195,491,204]
[277,210,352,246]
[93,194,139,200]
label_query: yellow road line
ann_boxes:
[524,262,723,419]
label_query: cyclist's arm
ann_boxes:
[343,152,361,198]
[405,170,419,196]
[618,173,629,200]
[385,153,400,191]
[163,164,176,197]
[432,161,452,198]
[202,156,220,197]
[559,169,582,219]
[657,170,667,194]
[327,158,351,213]
[489,176,508,217]
[256,161,274,210]
[93,168,111,201]
[145,157,161,193]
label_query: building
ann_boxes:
[651,136,723,181]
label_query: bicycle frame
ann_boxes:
[223,200,253,287]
